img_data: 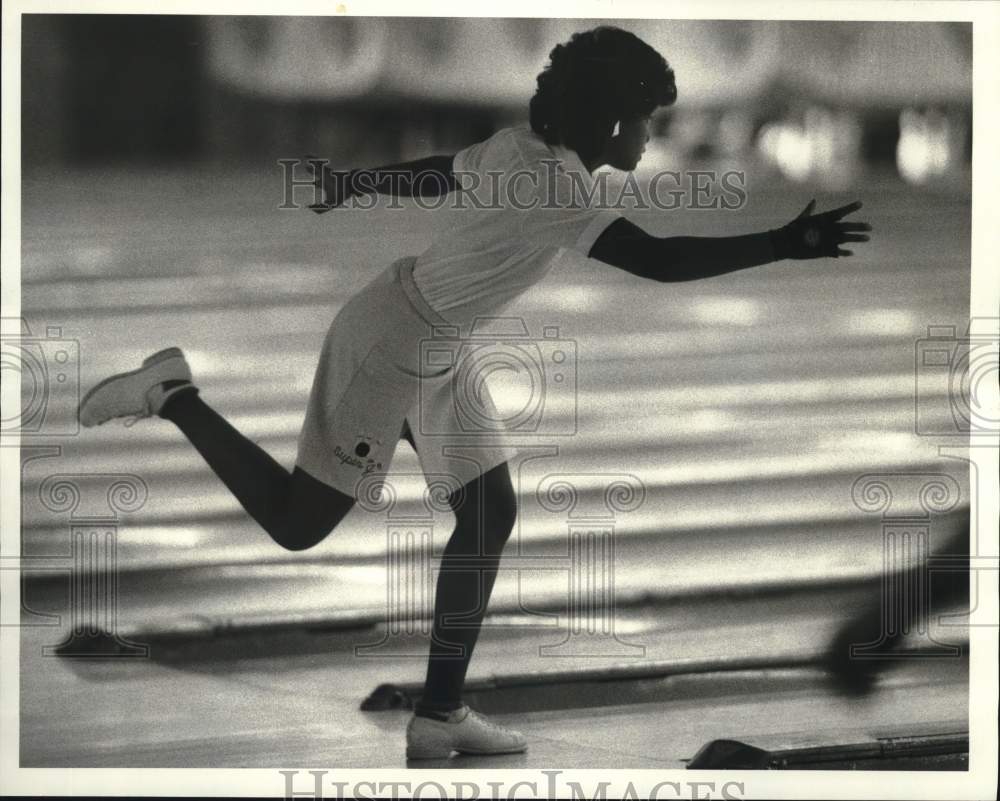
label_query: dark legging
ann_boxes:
[160,387,515,711]
[416,457,517,715]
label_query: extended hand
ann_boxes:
[770,200,871,259]
[305,155,353,214]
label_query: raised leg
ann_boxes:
[160,388,355,550]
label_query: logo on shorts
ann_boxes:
[335,434,383,474]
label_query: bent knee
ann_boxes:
[281,499,354,550]
[273,527,329,552]
[271,473,355,551]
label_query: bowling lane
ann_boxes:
[19,584,968,768]
[19,171,970,586]
[16,167,972,768]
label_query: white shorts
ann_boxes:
[296,256,518,498]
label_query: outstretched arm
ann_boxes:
[588,200,871,281]
[308,155,457,213]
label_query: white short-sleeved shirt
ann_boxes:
[411,123,621,325]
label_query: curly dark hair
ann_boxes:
[530,26,677,164]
